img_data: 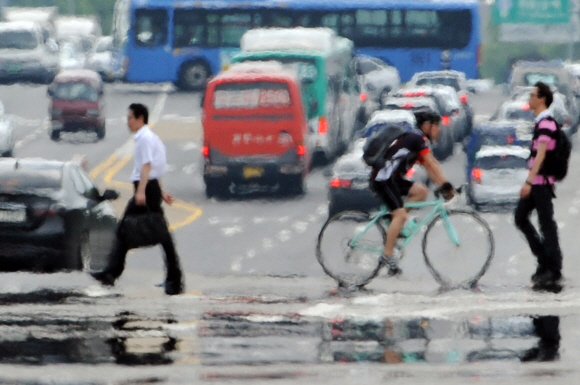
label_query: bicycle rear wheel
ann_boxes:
[422,209,494,288]
[317,211,386,288]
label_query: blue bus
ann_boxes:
[112,0,480,89]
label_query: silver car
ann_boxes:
[468,145,530,210]
[0,21,59,84]
[85,36,115,82]
[0,101,14,157]
[355,55,400,104]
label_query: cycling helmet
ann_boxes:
[413,109,441,140]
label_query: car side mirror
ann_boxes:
[47,88,54,97]
[200,93,206,108]
[101,189,119,201]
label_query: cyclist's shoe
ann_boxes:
[379,253,402,276]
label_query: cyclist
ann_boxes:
[370,110,455,275]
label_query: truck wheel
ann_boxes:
[96,125,106,140]
[178,61,210,91]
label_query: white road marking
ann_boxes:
[262,238,274,250]
[182,163,197,175]
[208,216,242,225]
[292,221,309,233]
[221,226,243,236]
[277,230,292,242]
[181,142,198,151]
[14,117,49,149]
[247,249,256,259]
[230,256,242,272]
[278,216,289,223]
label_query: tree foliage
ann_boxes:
[5,0,117,34]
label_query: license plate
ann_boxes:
[351,180,368,190]
[243,166,264,179]
[0,210,26,223]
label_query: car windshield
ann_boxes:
[357,60,380,75]
[0,168,62,195]
[416,77,460,91]
[0,30,38,49]
[95,39,112,52]
[505,108,534,121]
[524,73,559,87]
[476,155,528,170]
[53,82,99,101]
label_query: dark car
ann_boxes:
[381,96,454,160]
[48,69,105,141]
[0,158,119,272]
[463,120,532,182]
[328,123,429,217]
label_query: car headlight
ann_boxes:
[87,109,100,116]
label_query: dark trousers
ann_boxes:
[514,184,562,275]
[103,179,183,283]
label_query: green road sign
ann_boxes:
[493,0,570,24]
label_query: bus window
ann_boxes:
[268,12,294,28]
[321,13,339,33]
[340,13,355,38]
[134,9,168,47]
[390,10,403,37]
[356,10,388,39]
[405,10,438,37]
[173,10,205,48]
[221,13,254,46]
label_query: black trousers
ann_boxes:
[514,184,562,275]
[103,179,183,282]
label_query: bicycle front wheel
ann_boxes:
[422,209,494,287]
[317,211,386,288]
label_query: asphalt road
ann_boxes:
[2,83,580,384]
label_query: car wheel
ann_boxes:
[96,124,106,140]
[280,175,305,196]
[205,178,228,199]
[2,150,12,157]
[50,130,60,141]
[178,61,210,91]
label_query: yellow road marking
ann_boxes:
[89,153,118,179]
[92,154,203,231]
[169,200,203,231]
[103,155,133,190]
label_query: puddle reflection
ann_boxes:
[199,312,561,365]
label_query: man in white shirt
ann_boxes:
[91,103,184,295]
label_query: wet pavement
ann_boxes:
[0,273,579,384]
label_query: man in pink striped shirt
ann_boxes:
[514,82,563,292]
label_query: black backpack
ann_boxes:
[362,124,407,169]
[536,117,571,182]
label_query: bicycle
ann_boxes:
[316,187,495,289]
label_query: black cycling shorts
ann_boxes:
[372,178,414,211]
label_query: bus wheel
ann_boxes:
[178,61,210,91]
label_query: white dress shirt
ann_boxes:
[131,125,167,182]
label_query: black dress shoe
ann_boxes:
[90,271,116,287]
[521,346,559,362]
[164,279,184,295]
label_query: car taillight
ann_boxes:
[318,117,328,134]
[460,94,468,104]
[522,103,530,110]
[296,144,306,157]
[405,167,416,179]
[471,168,482,184]
[202,145,209,159]
[330,178,352,189]
[442,115,450,126]
[359,93,367,102]
[404,92,427,97]
[402,102,414,109]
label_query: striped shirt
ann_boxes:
[529,110,557,185]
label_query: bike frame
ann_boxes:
[350,199,460,254]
